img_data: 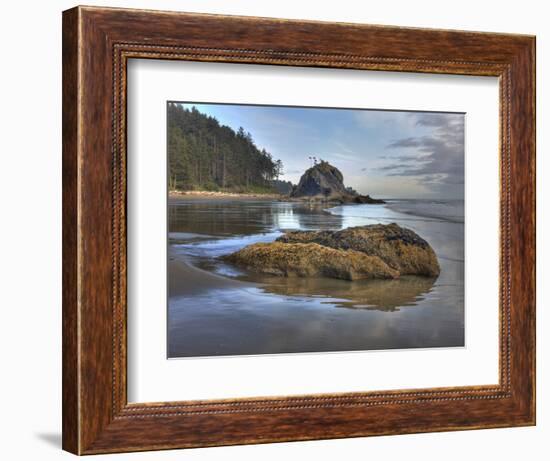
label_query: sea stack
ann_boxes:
[290,160,385,203]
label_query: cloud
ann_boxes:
[415,112,460,128]
[334,141,355,154]
[329,152,359,162]
[378,163,418,171]
[379,112,465,197]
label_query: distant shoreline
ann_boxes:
[168,190,390,205]
[169,190,284,201]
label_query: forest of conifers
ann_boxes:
[167,103,284,192]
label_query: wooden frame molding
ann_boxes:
[62,5,535,455]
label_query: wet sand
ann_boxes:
[168,199,465,358]
[168,257,251,297]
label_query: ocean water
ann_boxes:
[167,199,465,357]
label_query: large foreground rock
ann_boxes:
[223,242,399,281]
[277,223,440,277]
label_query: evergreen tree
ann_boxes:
[167,103,282,192]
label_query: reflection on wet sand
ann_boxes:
[168,199,344,236]
[245,274,437,311]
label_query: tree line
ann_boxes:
[168,103,283,192]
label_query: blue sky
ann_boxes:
[179,102,465,199]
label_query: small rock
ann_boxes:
[350,194,386,204]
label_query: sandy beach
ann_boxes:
[169,190,283,201]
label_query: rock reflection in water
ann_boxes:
[233,272,436,311]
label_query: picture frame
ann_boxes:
[62,5,535,455]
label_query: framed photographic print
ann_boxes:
[62,5,535,455]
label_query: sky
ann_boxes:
[179,102,465,200]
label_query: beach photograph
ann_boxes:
[167,102,465,358]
